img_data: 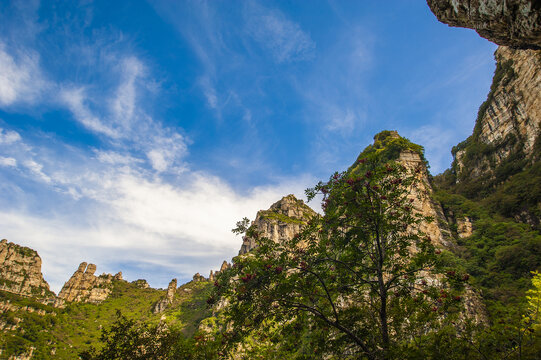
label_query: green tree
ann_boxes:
[79,311,190,360]
[213,158,466,359]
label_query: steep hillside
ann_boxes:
[436,46,541,227]
[0,278,213,359]
[432,45,541,327]
[0,239,214,359]
[0,240,54,300]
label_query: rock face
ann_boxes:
[57,262,114,303]
[0,239,53,298]
[132,279,150,289]
[192,273,206,282]
[427,0,541,49]
[239,194,317,255]
[447,46,541,225]
[398,150,455,249]
[209,261,231,282]
[453,47,540,182]
[153,278,177,313]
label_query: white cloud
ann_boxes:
[0,128,21,144]
[0,156,17,167]
[147,149,168,172]
[23,159,52,183]
[95,150,143,166]
[0,160,316,292]
[0,42,45,106]
[245,2,315,63]
[60,87,119,138]
[111,57,145,128]
[326,108,357,134]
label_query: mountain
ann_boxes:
[1,2,540,358]
[0,240,54,300]
[0,244,214,359]
[239,194,317,255]
[436,45,541,227]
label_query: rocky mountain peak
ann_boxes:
[238,194,317,255]
[0,239,53,299]
[57,262,118,303]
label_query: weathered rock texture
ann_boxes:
[132,279,150,289]
[57,262,114,303]
[0,239,53,298]
[399,150,455,249]
[447,46,541,226]
[192,273,206,282]
[153,278,177,313]
[209,261,231,282]
[427,0,541,49]
[453,47,540,182]
[239,194,317,255]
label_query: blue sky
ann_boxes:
[0,0,497,292]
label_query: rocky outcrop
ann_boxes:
[239,194,317,255]
[153,278,177,313]
[192,273,206,282]
[132,279,150,289]
[427,0,541,49]
[399,150,455,249]
[456,217,474,238]
[209,261,231,282]
[0,239,53,298]
[451,47,540,192]
[57,262,114,303]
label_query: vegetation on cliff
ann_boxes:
[0,279,213,359]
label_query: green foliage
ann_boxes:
[0,279,214,359]
[79,311,183,360]
[213,160,464,359]
[350,131,427,172]
[484,162,541,225]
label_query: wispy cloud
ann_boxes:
[244,1,316,63]
[0,127,21,144]
[0,42,47,106]
[60,87,119,138]
[110,57,146,129]
[0,130,316,291]
[0,156,16,167]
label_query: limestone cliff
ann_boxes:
[153,278,177,313]
[453,47,540,183]
[239,194,317,255]
[439,45,541,225]
[398,150,455,249]
[427,0,541,49]
[0,239,53,299]
[57,262,116,303]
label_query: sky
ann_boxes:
[0,0,497,293]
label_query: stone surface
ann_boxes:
[192,273,206,282]
[399,150,455,249]
[453,47,541,183]
[153,278,177,313]
[427,0,541,49]
[239,194,317,255]
[456,217,474,238]
[57,262,114,303]
[209,261,231,282]
[0,239,53,298]
[132,279,150,289]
